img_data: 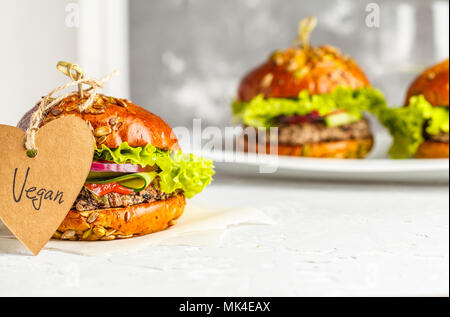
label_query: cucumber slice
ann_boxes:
[119,177,147,190]
[325,112,360,127]
[86,172,158,192]
[88,171,128,179]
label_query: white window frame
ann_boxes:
[77,0,130,98]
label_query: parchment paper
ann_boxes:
[0,204,274,256]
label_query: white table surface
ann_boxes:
[0,174,448,297]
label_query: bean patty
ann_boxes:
[276,119,372,145]
[73,185,173,212]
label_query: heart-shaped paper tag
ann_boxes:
[0,116,94,255]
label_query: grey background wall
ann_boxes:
[0,0,77,126]
[130,0,449,128]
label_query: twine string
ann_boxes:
[25,62,118,158]
[293,16,318,50]
[56,62,86,98]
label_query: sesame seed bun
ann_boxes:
[405,59,449,107]
[414,141,449,159]
[238,45,370,102]
[54,194,186,241]
[241,136,374,159]
[17,94,179,151]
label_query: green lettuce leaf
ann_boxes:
[94,143,214,199]
[377,95,449,159]
[233,87,387,128]
[233,87,449,159]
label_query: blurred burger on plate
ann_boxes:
[18,93,214,241]
[378,59,449,159]
[233,17,387,159]
[405,59,449,159]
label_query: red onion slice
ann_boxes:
[90,161,153,173]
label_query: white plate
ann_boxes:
[187,133,449,183]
